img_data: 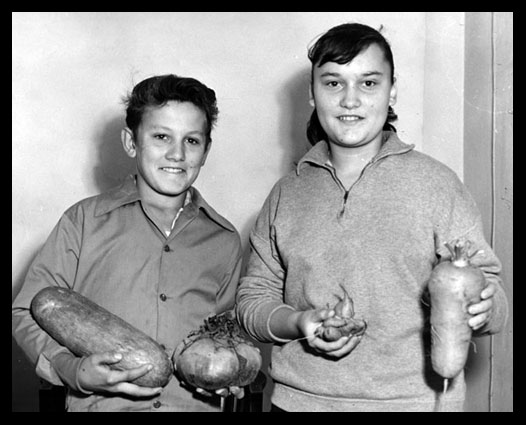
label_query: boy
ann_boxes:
[13,74,243,411]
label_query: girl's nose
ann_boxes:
[340,86,361,109]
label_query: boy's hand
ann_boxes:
[196,385,245,399]
[77,352,163,397]
[468,281,496,331]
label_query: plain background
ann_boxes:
[13,12,510,412]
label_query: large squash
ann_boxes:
[30,286,173,388]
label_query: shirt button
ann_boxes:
[163,245,170,252]
[160,293,167,302]
[153,400,161,409]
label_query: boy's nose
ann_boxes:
[166,141,185,160]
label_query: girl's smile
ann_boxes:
[311,43,397,151]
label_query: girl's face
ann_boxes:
[310,43,397,150]
[122,100,210,202]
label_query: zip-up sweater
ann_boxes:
[236,131,508,412]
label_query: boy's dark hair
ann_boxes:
[307,23,398,145]
[124,74,218,145]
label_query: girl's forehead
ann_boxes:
[315,44,390,75]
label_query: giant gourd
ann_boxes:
[31,286,173,388]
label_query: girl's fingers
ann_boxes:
[468,298,492,315]
[323,335,363,358]
[481,282,496,299]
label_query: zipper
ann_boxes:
[339,189,351,218]
[336,161,372,219]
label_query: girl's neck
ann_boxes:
[328,138,382,171]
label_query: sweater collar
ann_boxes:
[94,174,235,232]
[296,131,415,175]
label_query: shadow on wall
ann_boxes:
[92,115,136,194]
[12,248,42,412]
[277,66,314,176]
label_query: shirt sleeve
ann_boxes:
[12,208,85,389]
[215,232,243,314]
[433,174,509,335]
[236,185,291,343]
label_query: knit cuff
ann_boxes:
[266,304,297,344]
[50,351,93,395]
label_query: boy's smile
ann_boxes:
[122,100,209,206]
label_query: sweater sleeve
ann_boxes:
[433,173,509,335]
[236,185,292,343]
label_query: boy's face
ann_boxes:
[122,100,210,201]
[310,43,397,150]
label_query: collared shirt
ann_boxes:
[12,175,243,411]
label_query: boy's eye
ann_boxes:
[363,80,377,88]
[186,138,201,145]
[155,134,169,141]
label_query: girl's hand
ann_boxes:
[468,282,496,331]
[297,308,363,359]
[77,352,163,397]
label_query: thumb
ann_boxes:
[314,307,334,322]
[94,351,123,366]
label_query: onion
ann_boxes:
[318,284,367,341]
[173,311,262,390]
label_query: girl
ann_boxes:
[236,23,508,412]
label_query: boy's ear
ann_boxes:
[200,142,211,166]
[121,128,137,158]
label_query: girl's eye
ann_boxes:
[186,138,201,145]
[326,81,341,88]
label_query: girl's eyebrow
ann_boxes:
[319,70,384,78]
[362,71,384,77]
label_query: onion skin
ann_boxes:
[175,338,240,390]
[428,240,486,379]
[319,284,367,342]
[173,311,262,390]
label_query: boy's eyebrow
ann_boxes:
[150,125,204,136]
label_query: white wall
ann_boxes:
[12,11,465,411]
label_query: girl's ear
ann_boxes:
[389,78,398,107]
[121,128,137,158]
[309,85,315,108]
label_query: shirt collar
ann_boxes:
[94,174,236,232]
[296,131,415,175]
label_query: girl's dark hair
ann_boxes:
[307,23,398,145]
[124,74,218,145]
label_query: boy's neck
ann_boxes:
[135,177,187,216]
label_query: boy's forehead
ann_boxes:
[140,101,207,131]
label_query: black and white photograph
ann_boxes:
[12,12,513,412]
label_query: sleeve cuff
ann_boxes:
[48,351,93,394]
[266,304,297,344]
